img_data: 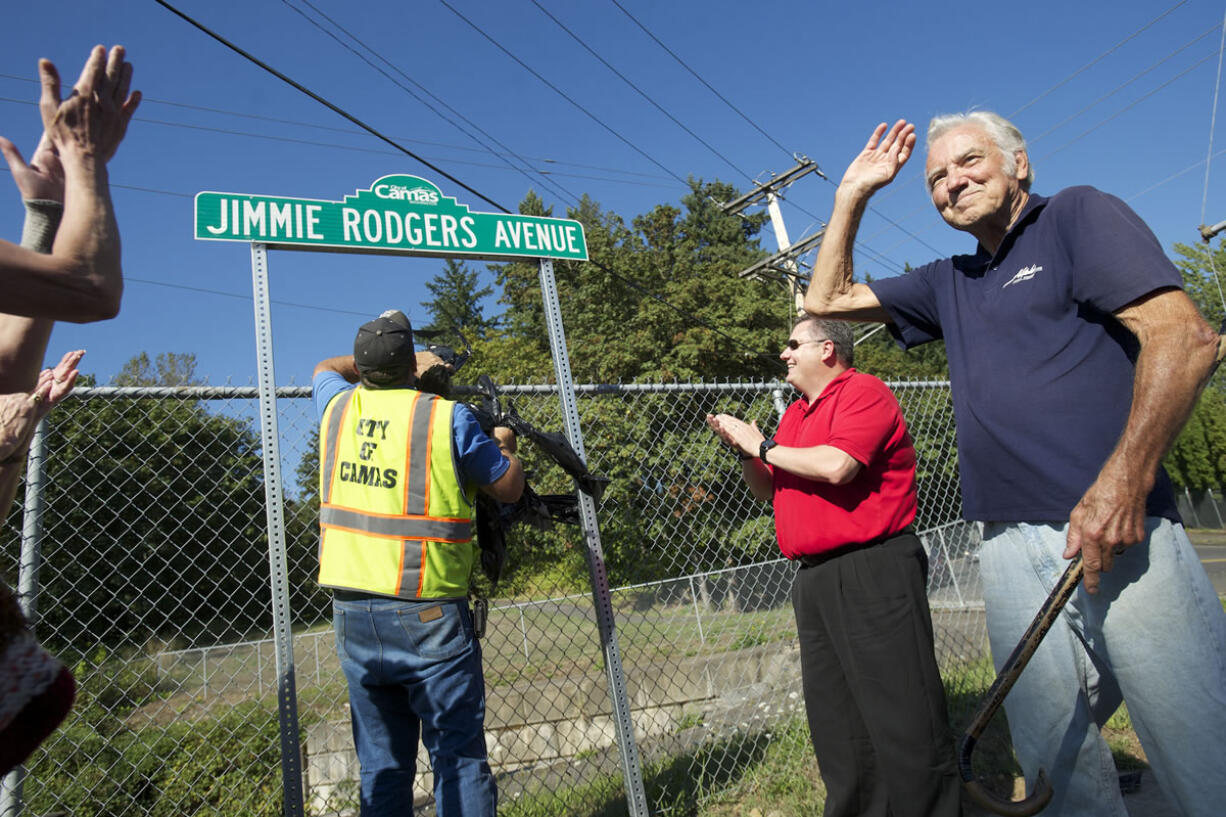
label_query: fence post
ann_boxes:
[770,388,788,421]
[1210,489,1225,529]
[1184,486,1203,528]
[519,606,530,663]
[1,421,48,817]
[689,575,705,645]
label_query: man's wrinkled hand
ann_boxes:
[838,120,916,198]
[1064,470,1147,594]
[41,46,141,163]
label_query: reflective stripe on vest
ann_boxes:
[317,387,474,599]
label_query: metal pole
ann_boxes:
[770,388,789,420]
[766,192,804,315]
[0,422,48,817]
[537,258,650,816]
[689,575,705,645]
[250,243,305,817]
[1184,486,1203,528]
[519,606,530,663]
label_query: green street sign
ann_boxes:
[194,175,588,261]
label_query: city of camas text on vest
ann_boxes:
[338,416,398,488]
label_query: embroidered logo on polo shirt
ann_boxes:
[1002,264,1042,288]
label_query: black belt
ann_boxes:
[794,527,916,568]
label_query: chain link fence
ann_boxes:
[4,379,1217,816]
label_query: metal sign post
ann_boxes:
[249,243,305,817]
[196,177,651,816]
[538,258,648,816]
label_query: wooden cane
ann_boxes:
[958,555,1084,817]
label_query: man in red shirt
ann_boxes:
[707,316,959,817]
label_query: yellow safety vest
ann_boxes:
[318,387,475,599]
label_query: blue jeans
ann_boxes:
[333,595,496,817]
[979,519,1226,817]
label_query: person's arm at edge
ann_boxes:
[0,351,81,522]
[313,355,359,382]
[0,132,63,392]
[1065,287,1220,593]
[480,426,524,503]
[0,47,140,323]
[804,121,913,323]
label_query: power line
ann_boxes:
[847,17,1218,260]
[870,3,1200,209]
[152,0,510,213]
[528,0,755,184]
[437,0,692,188]
[591,1,933,272]
[1201,10,1226,226]
[149,0,786,370]
[0,94,681,192]
[1008,1,1188,118]
[126,277,373,317]
[1201,11,1226,316]
[607,0,795,158]
[0,70,686,184]
[1027,22,1222,145]
[279,0,583,208]
[1126,145,1226,202]
[1037,51,1217,161]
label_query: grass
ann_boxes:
[498,720,824,817]
[491,656,1157,817]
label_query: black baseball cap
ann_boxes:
[354,309,415,373]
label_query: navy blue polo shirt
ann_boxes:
[869,186,1181,522]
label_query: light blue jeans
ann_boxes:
[979,519,1226,817]
[334,595,496,817]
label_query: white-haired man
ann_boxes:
[803,112,1226,816]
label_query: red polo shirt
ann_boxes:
[771,369,917,558]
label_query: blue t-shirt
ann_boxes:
[312,371,509,488]
[869,186,1181,523]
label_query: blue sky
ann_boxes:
[2,0,1224,386]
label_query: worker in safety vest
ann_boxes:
[313,308,523,817]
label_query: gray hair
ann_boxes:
[796,316,854,368]
[927,111,1034,192]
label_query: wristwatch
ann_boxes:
[759,438,778,464]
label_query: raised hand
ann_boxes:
[0,131,64,202]
[839,120,916,198]
[40,45,141,163]
[0,349,84,464]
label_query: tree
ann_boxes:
[484,181,782,385]
[2,353,283,656]
[1165,240,1226,489]
[457,181,796,589]
[419,257,496,339]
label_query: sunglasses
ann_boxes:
[784,338,829,351]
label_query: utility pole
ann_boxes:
[1200,219,1226,242]
[721,158,824,316]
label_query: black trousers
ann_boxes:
[792,532,961,817]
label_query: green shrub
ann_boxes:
[25,699,286,817]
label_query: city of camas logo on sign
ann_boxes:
[193,175,588,261]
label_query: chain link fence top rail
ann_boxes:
[0,378,1103,816]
